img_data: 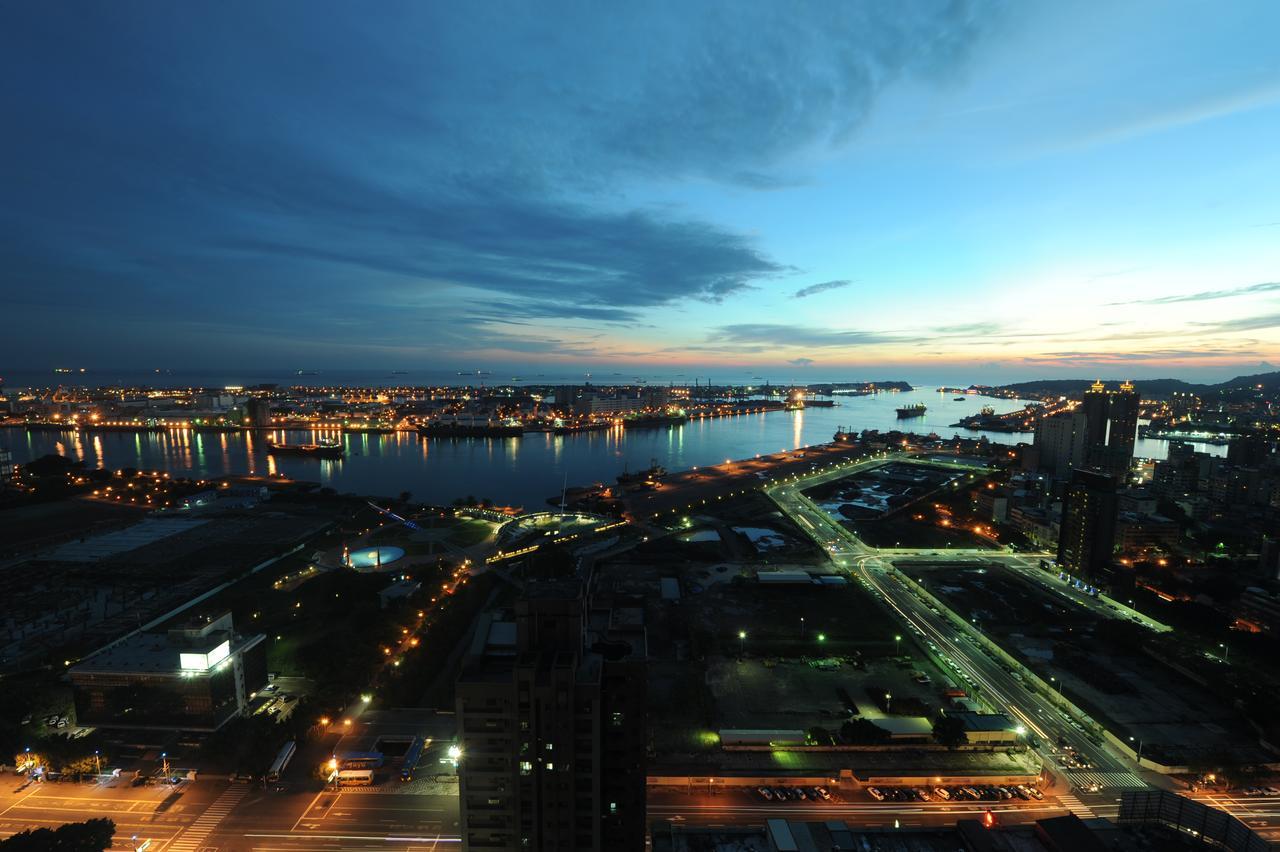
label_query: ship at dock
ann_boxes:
[896,403,927,419]
[418,415,524,438]
[552,419,612,435]
[622,410,689,428]
[617,460,667,489]
[265,439,344,458]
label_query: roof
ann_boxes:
[71,631,262,676]
[950,711,1018,732]
[871,716,934,737]
[1035,814,1108,852]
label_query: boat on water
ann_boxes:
[896,403,927,419]
[553,420,612,435]
[418,415,523,438]
[266,440,344,458]
[953,397,966,401]
[622,411,689,428]
[617,460,667,487]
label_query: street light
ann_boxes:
[884,692,892,713]
[1130,736,1144,764]
[1219,642,1229,661]
[894,634,902,655]
[800,617,805,640]
[738,630,747,656]
[817,633,826,643]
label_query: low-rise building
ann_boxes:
[947,711,1021,745]
[69,612,267,732]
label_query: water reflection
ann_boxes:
[2,387,1228,508]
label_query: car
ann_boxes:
[814,786,832,801]
[1263,787,1280,796]
[772,787,790,800]
[867,787,886,801]
[756,786,773,801]
[1029,787,1044,800]
[914,788,932,801]
[1013,786,1030,800]
[934,787,951,800]
[794,788,808,801]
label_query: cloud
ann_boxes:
[794,279,854,299]
[788,357,815,367]
[1109,281,1280,306]
[1,1,1001,366]
[1191,313,1280,334]
[718,323,912,349]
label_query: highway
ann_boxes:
[763,454,1151,820]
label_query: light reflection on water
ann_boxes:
[2,388,1225,508]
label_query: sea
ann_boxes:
[0,385,1226,510]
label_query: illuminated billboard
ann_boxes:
[178,640,231,671]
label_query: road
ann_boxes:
[647,787,1074,830]
[763,455,1150,821]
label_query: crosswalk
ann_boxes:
[166,782,248,852]
[1056,791,1096,819]
[1067,770,1148,791]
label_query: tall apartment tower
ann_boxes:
[1081,380,1140,481]
[1033,409,1089,479]
[456,579,646,852]
[1057,468,1119,584]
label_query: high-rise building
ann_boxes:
[0,446,13,484]
[1081,380,1139,481]
[1057,469,1118,584]
[1033,410,1089,479]
[456,579,646,851]
[1228,430,1273,468]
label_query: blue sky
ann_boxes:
[3,1,1279,383]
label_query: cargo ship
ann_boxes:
[622,411,689,428]
[418,415,524,438]
[617,461,667,487]
[552,420,612,435]
[265,440,344,458]
[896,403,927,419]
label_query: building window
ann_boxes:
[545,762,554,771]
[610,802,618,814]
[520,761,532,774]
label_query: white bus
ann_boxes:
[336,769,374,787]
[267,741,296,782]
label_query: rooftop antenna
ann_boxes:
[559,471,568,513]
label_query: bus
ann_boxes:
[336,769,374,787]
[399,737,426,782]
[267,741,296,783]
[335,751,384,770]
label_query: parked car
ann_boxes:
[933,787,951,800]
[867,787,886,801]
[756,786,773,801]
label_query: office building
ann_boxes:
[1057,469,1118,583]
[456,580,646,851]
[1081,380,1139,481]
[69,612,267,731]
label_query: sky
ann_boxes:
[4,1,1280,384]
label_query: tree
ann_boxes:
[0,818,114,851]
[839,719,890,745]
[932,713,967,749]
